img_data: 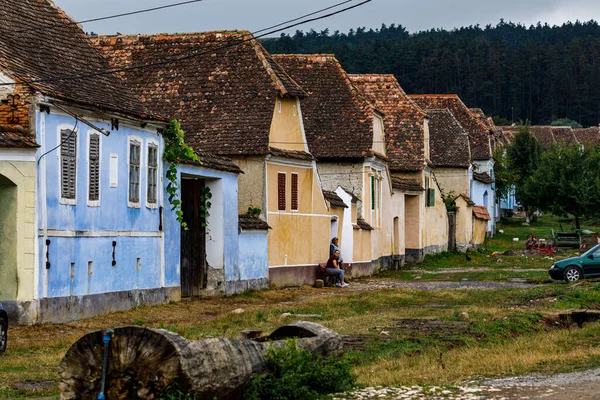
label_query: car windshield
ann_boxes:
[583,244,600,257]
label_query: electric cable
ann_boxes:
[37,119,79,165]
[0,0,372,87]
[15,0,208,34]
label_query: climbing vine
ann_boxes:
[163,120,211,230]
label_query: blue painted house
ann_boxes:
[0,0,265,324]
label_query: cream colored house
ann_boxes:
[350,75,449,263]
[274,55,396,275]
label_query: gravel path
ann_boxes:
[353,280,541,291]
[409,267,548,274]
[334,369,600,399]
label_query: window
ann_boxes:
[278,173,286,211]
[425,177,435,207]
[88,133,100,204]
[278,101,282,113]
[60,128,77,201]
[147,143,158,205]
[371,175,375,211]
[291,173,298,211]
[293,105,297,116]
[129,139,141,204]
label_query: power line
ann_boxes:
[253,0,355,35]
[15,0,208,34]
[0,0,371,87]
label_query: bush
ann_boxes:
[244,340,356,400]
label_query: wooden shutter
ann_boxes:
[60,129,77,200]
[291,173,298,211]
[428,188,435,207]
[88,134,100,202]
[277,173,286,211]
[129,140,141,203]
[147,144,158,204]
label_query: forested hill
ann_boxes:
[262,21,600,127]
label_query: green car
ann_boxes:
[549,244,600,282]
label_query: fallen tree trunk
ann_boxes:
[58,321,342,400]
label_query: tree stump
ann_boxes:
[58,321,342,400]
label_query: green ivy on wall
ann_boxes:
[162,120,211,230]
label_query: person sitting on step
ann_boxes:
[326,250,349,288]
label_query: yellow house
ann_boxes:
[350,75,448,263]
[275,55,396,276]
[424,109,475,252]
[96,31,332,287]
[0,126,38,305]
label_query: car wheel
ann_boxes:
[0,318,6,354]
[564,266,582,283]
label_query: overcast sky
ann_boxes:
[53,0,600,36]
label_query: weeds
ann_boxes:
[244,340,356,400]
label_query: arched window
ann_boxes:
[483,191,489,210]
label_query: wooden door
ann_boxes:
[180,178,207,297]
[447,211,456,252]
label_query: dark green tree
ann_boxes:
[523,145,600,229]
[507,126,542,221]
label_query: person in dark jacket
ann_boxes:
[326,250,348,287]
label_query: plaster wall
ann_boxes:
[473,160,496,234]
[231,156,266,214]
[37,112,170,300]
[0,159,36,302]
[454,196,474,251]
[353,229,372,263]
[237,231,268,280]
[336,188,355,262]
[471,179,494,235]
[422,182,448,255]
[269,98,306,152]
[435,168,470,197]
[266,162,330,266]
[473,218,487,245]
[391,191,406,256]
[317,162,363,216]
[372,115,386,155]
[364,165,394,265]
[163,163,240,290]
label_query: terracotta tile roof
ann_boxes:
[457,193,476,206]
[425,109,470,168]
[473,171,494,184]
[269,147,314,161]
[272,55,376,160]
[0,125,38,148]
[392,177,424,192]
[356,218,374,230]
[322,190,348,208]
[409,94,492,161]
[92,31,305,157]
[529,126,556,148]
[179,152,242,174]
[574,127,600,147]
[551,126,579,145]
[239,214,271,231]
[349,74,426,172]
[473,205,492,221]
[0,0,161,121]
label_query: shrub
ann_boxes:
[244,340,356,400]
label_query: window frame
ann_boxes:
[57,124,79,205]
[146,139,159,209]
[127,135,143,208]
[277,172,286,211]
[86,130,102,207]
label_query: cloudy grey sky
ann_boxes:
[53,0,600,36]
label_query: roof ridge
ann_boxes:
[251,42,307,98]
[95,30,252,39]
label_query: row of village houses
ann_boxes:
[2,0,600,324]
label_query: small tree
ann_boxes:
[493,146,518,203]
[523,144,600,229]
[550,118,583,129]
[507,125,542,221]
